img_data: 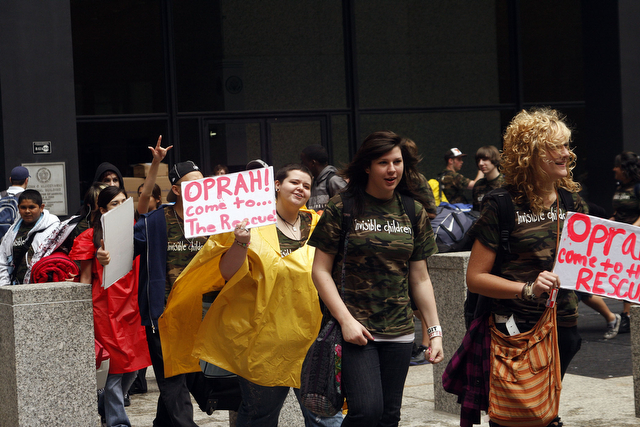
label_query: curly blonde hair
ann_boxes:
[502,108,580,215]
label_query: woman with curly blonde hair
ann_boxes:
[466,108,588,427]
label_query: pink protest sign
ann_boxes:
[180,167,276,238]
[555,212,640,302]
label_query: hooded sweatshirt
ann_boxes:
[93,162,124,190]
[0,210,60,285]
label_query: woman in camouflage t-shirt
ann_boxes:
[309,131,443,427]
[610,151,640,330]
[467,108,586,427]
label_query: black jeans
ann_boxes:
[341,340,413,427]
[146,325,204,427]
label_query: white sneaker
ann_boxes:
[604,313,621,339]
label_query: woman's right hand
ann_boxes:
[341,317,374,346]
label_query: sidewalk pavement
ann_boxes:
[124,364,639,427]
[124,299,638,426]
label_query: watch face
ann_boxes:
[225,76,243,94]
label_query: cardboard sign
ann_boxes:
[554,212,640,302]
[101,197,134,288]
[181,167,276,238]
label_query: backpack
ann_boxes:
[462,187,575,328]
[0,191,18,240]
[430,203,479,253]
[428,177,448,206]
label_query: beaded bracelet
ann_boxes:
[234,239,250,249]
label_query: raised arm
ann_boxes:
[137,135,173,214]
[219,219,251,281]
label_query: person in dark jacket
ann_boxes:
[93,162,125,189]
[134,160,207,427]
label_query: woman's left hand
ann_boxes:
[148,135,173,163]
[234,218,251,244]
[427,336,444,364]
[532,270,560,298]
[96,239,110,266]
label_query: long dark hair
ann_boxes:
[92,186,127,249]
[342,131,428,217]
[614,151,640,183]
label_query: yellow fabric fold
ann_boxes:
[159,209,322,388]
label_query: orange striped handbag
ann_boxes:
[487,304,561,427]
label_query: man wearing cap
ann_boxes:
[438,147,483,204]
[6,166,30,197]
[134,161,208,427]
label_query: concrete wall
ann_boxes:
[0,2,81,216]
[0,282,95,426]
[428,251,470,415]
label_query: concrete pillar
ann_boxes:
[428,251,470,415]
[0,282,96,426]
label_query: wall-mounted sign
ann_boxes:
[22,162,68,216]
[33,141,52,154]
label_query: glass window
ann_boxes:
[360,111,503,182]
[173,0,346,112]
[269,119,323,169]
[520,0,584,102]
[355,1,501,108]
[71,0,166,115]
[76,120,168,196]
[205,121,262,174]
[331,115,351,168]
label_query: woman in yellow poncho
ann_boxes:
[160,164,343,427]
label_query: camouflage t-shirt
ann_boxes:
[164,206,208,299]
[468,190,588,327]
[415,173,437,216]
[612,182,640,225]
[12,221,35,282]
[472,173,505,211]
[308,192,437,336]
[439,169,470,204]
[278,211,312,257]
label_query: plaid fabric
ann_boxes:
[442,314,491,427]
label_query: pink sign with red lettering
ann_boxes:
[180,167,276,238]
[555,212,640,302]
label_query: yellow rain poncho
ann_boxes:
[159,209,322,388]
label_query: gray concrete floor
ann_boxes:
[122,363,639,427]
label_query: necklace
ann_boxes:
[173,207,192,243]
[276,210,300,232]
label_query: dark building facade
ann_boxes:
[1,0,639,214]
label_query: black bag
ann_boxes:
[431,203,479,252]
[197,376,242,414]
[299,319,344,416]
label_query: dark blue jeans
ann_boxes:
[236,376,344,427]
[341,340,413,427]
